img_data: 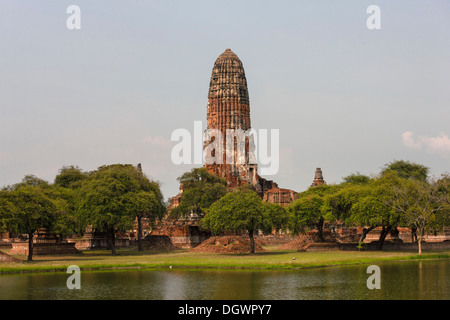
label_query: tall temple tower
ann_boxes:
[204,49,258,188]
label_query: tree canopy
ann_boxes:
[54,165,88,189]
[170,167,227,219]
[77,164,165,255]
[202,189,288,253]
[381,160,429,181]
[289,184,340,242]
[1,183,58,261]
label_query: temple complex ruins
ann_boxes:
[167,49,300,213]
[204,48,256,188]
[155,49,301,246]
[202,48,296,202]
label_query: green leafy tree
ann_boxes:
[54,165,88,189]
[289,194,325,240]
[351,172,403,249]
[289,185,339,242]
[127,168,166,251]
[262,202,290,234]
[342,172,372,185]
[78,165,139,255]
[324,172,406,249]
[0,190,15,235]
[390,178,446,254]
[4,185,57,261]
[381,160,429,181]
[53,167,89,237]
[435,174,450,229]
[46,186,79,241]
[171,167,227,218]
[13,174,51,189]
[77,164,164,254]
[348,187,391,247]
[126,191,156,251]
[324,183,371,244]
[202,190,275,253]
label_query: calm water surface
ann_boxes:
[0,260,448,300]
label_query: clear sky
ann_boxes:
[1,1,449,201]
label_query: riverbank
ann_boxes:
[1,247,449,274]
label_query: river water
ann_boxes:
[0,260,448,300]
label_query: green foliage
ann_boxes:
[178,167,227,188]
[289,185,340,240]
[0,174,80,259]
[129,168,166,221]
[202,190,266,235]
[3,185,57,235]
[44,186,79,237]
[0,159,447,257]
[390,178,447,244]
[54,165,88,189]
[77,164,161,236]
[0,183,60,261]
[349,173,402,228]
[0,190,15,233]
[14,175,51,189]
[342,172,372,185]
[262,202,289,234]
[436,174,450,227]
[171,167,227,218]
[289,194,324,234]
[323,184,368,224]
[381,160,429,181]
[75,164,165,254]
[124,190,158,219]
[202,189,288,253]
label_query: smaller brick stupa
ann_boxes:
[311,168,326,187]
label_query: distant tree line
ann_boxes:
[0,160,449,259]
[172,161,450,254]
[0,164,166,260]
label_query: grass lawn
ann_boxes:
[1,246,449,274]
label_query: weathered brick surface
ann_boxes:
[311,168,326,187]
[204,49,257,188]
[262,188,298,207]
[9,242,79,255]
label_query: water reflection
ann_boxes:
[0,260,448,300]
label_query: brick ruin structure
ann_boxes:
[203,48,295,199]
[170,49,299,208]
[8,228,79,256]
[154,49,300,247]
[204,48,257,189]
[311,167,326,187]
[262,188,298,207]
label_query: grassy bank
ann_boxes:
[1,247,449,274]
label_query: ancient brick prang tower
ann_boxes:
[311,168,326,187]
[204,49,258,188]
[207,48,250,131]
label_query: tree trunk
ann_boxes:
[27,232,34,262]
[248,230,255,254]
[411,227,417,243]
[417,227,423,254]
[317,218,325,242]
[110,229,116,256]
[358,226,375,246]
[137,215,143,252]
[377,225,391,250]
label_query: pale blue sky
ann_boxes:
[1,1,449,200]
